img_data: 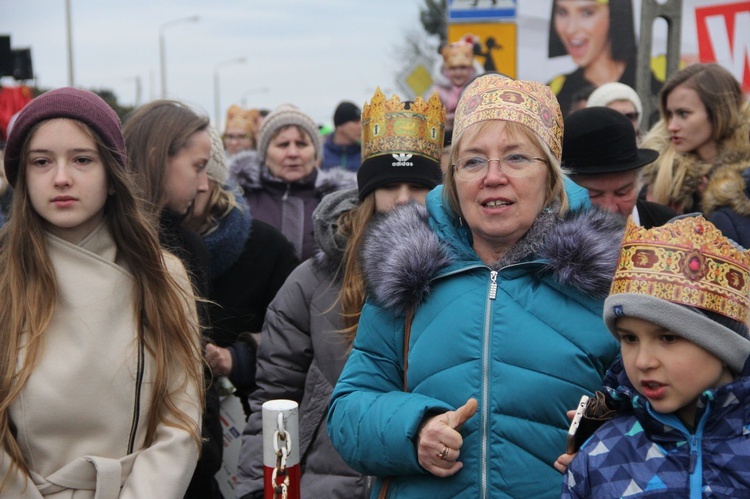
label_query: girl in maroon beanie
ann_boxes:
[0,87,204,498]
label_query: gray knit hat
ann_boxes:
[604,215,750,373]
[205,126,228,184]
[256,104,321,163]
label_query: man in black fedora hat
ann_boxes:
[563,107,676,228]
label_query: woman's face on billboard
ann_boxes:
[554,0,611,69]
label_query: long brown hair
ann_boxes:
[0,119,204,486]
[337,195,377,345]
[122,100,210,219]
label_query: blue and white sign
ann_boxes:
[448,0,517,22]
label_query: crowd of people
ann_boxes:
[0,46,748,499]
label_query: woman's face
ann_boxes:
[374,183,431,213]
[26,119,109,244]
[223,125,253,156]
[665,84,716,162]
[164,130,211,215]
[265,126,317,182]
[455,121,549,264]
[554,0,611,68]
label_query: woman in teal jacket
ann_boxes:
[327,74,623,498]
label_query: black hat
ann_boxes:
[562,107,658,175]
[333,101,361,127]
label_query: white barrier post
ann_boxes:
[262,399,300,499]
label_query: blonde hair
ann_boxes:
[443,120,569,220]
[0,120,204,487]
[337,195,377,345]
[184,178,244,236]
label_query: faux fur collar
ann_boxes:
[361,202,625,313]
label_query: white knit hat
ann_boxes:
[586,82,643,128]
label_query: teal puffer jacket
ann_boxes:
[328,183,623,498]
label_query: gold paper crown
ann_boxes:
[361,88,446,164]
[453,74,563,160]
[610,216,750,324]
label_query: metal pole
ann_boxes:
[214,69,220,128]
[213,57,247,130]
[65,0,74,86]
[637,0,683,128]
[135,75,142,106]
[159,16,200,99]
[159,31,166,98]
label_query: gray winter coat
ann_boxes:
[236,188,370,499]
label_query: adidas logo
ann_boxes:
[392,153,413,166]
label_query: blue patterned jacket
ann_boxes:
[563,358,750,498]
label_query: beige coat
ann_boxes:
[1,223,202,499]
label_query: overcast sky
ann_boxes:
[0,0,426,128]
[1,0,721,130]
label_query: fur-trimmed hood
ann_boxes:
[703,165,750,218]
[310,188,359,278]
[228,149,357,197]
[361,191,625,313]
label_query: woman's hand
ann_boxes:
[417,398,478,478]
[205,343,232,376]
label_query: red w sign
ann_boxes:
[695,1,750,93]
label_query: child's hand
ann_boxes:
[554,409,577,474]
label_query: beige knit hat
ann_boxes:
[256,104,321,163]
[205,126,228,184]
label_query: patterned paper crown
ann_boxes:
[453,74,563,161]
[361,88,446,164]
[610,216,750,324]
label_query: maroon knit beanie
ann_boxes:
[3,87,127,188]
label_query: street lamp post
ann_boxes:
[65,0,74,86]
[213,57,247,129]
[159,15,199,98]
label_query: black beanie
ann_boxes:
[4,87,126,188]
[357,153,442,200]
[333,101,361,127]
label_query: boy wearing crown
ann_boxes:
[562,215,750,498]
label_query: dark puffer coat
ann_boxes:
[236,188,370,499]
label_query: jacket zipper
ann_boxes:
[282,183,291,201]
[647,401,711,499]
[481,270,498,498]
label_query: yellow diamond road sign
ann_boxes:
[404,64,433,97]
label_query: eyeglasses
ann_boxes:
[623,112,639,123]
[453,154,547,181]
[223,133,250,142]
